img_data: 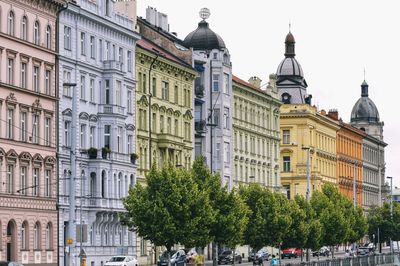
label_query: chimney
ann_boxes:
[320,109,327,115]
[146,6,169,32]
[327,109,339,120]
[248,76,262,88]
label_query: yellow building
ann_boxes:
[232,75,282,189]
[135,38,197,183]
[280,105,340,199]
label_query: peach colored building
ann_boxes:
[0,0,63,265]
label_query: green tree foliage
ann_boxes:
[191,157,250,248]
[295,195,321,250]
[120,164,214,251]
[239,184,291,250]
[367,202,400,244]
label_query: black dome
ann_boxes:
[183,20,226,51]
[351,81,380,123]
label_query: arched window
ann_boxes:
[45,223,52,249]
[45,25,51,49]
[33,20,40,45]
[21,16,27,40]
[8,11,15,35]
[118,173,122,198]
[118,225,122,245]
[104,225,108,245]
[21,221,29,250]
[33,222,41,249]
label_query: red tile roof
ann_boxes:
[232,75,264,93]
[136,38,192,68]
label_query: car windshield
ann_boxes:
[110,257,125,262]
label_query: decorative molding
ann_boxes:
[79,112,89,120]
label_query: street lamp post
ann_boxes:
[387,176,393,253]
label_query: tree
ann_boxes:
[368,203,395,247]
[295,195,321,251]
[121,164,215,253]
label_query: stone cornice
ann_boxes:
[0,194,57,211]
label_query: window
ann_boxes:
[216,142,221,161]
[174,85,179,103]
[6,108,14,139]
[33,21,40,45]
[6,165,13,193]
[127,135,132,153]
[64,121,71,146]
[33,168,39,196]
[105,41,110,60]
[88,78,95,102]
[283,156,291,172]
[127,51,132,72]
[90,36,95,58]
[45,223,52,249]
[46,25,51,49]
[213,74,219,92]
[283,130,290,144]
[224,142,230,163]
[90,126,95,147]
[174,119,179,135]
[160,115,164,133]
[167,117,171,134]
[80,124,86,148]
[99,39,103,60]
[162,81,169,100]
[117,126,122,152]
[64,26,71,50]
[118,47,123,63]
[32,114,39,144]
[63,70,71,96]
[45,70,51,95]
[21,16,28,40]
[142,73,146,93]
[104,125,111,148]
[21,222,28,249]
[20,112,27,142]
[20,166,27,195]
[33,223,40,249]
[127,90,132,113]
[213,108,220,127]
[45,170,51,197]
[223,107,229,129]
[184,122,191,140]
[7,58,14,85]
[105,0,111,16]
[105,80,110,104]
[223,73,229,94]
[80,75,86,100]
[152,77,156,96]
[45,117,51,146]
[33,66,39,92]
[116,81,121,106]
[8,11,15,36]
[152,113,156,132]
[80,32,86,55]
[21,62,27,88]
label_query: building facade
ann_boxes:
[184,9,234,190]
[327,110,364,206]
[57,0,139,265]
[280,105,339,199]
[232,75,281,189]
[350,80,386,209]
[0,0,63,264]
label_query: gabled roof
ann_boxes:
[136,37,192,69]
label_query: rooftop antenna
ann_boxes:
[199,8,210,21]
[364,67,366,81]
[289,20,291,32]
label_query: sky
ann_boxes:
[137,0,400,187]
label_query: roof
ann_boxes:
[183,20,226,51]
[137,17,184,45]
[232,75,264,94]
[136,38,193,69]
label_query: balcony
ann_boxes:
[103,60,123,72]
[195,85,205,98]
[195,120,207,136]
[99,104,125,116]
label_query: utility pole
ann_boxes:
[64,82,77,265]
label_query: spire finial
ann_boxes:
[199,8,210,21]
[363,67,366,81]
[289,20,291,32]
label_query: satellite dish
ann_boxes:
[199,8,210,20]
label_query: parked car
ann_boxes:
[158,250,177,266]
[218,250,242,264]
[312,246,330,257]
[105,256,138,266]
[248,250,256,262]
[170,250,186,266]
[281,248,302,259]
[253,250,269,265]
[0,263,24,266]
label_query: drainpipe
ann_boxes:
[148,51,159,170]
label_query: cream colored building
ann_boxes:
[280,105,339,199]
[232,75,282,189]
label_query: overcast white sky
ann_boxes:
[137,0,400,187]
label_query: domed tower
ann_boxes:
[183,17,226,51]
[350,80,384,140]
[276,31,310,104]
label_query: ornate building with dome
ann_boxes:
[350,81,387,210]
[184,8,234,191]
[276,32,311,104]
